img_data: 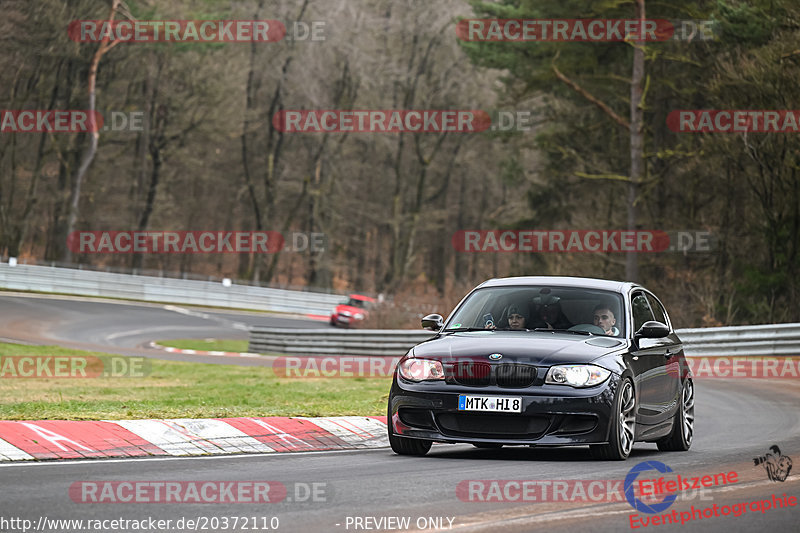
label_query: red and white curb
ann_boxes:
[148,342,261,358]
[0,416,388,461]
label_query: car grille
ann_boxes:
[446,362,539,388]
[495,364,537,388]
[449,362,491,386]
[436,413,550,438]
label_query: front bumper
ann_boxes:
[389,373,620,445]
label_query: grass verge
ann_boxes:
[0,343,390,420]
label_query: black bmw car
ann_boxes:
[387,276,694,460]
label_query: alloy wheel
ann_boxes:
[618,380,636,456]
[682,380,695,445]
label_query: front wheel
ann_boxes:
[657,379,694,451]
[590,377,636,460]
[387,408,432,456]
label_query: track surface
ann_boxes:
[0,292,318,366]
[1,380,798,532]
[0,293,798,532]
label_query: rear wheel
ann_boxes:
[657,379,694,451]
[590,377,636,460]
[387,407,432,456]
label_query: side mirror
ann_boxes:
[635,320,669,339]
[421,313,444,331]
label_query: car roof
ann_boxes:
[348,294,376,301]
[477,276,639,294]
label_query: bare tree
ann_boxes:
[62,0,124,262]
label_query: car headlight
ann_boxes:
[354,313,365,320]
[545,364,611,387]
[398,358,445,382]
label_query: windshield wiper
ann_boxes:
[533,328,592,336]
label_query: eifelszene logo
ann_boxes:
[625,461,677,514]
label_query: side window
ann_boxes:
[631,292,655,332]
[645,293,669,327]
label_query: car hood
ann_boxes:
[411,331,626,366]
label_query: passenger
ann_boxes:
[536,295,573,330]
[593,304,620,336]
[505,305,528,330]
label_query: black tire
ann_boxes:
[590,376,636,461]
[657,379,694,451]
[472,443,503,449]
[387,407,432,456]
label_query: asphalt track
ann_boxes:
[0,292,798,532]
[0,292,318,366]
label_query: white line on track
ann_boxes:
[104,325,209,341]
[164,305,249,330]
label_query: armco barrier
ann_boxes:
[676,323,800,357]
[0,263,343,316]
[249,328,435,356]
[248,323,800,358]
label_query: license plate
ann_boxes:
[458,395,522,413]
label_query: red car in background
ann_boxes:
[330,294,376,327]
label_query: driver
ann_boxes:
[593,304,620,336]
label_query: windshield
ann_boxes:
[444,286,625,337]
[344,298,368,308]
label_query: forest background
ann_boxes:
[1,0,798,328]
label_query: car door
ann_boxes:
[626,291,672,427]
[644,291,682,418]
